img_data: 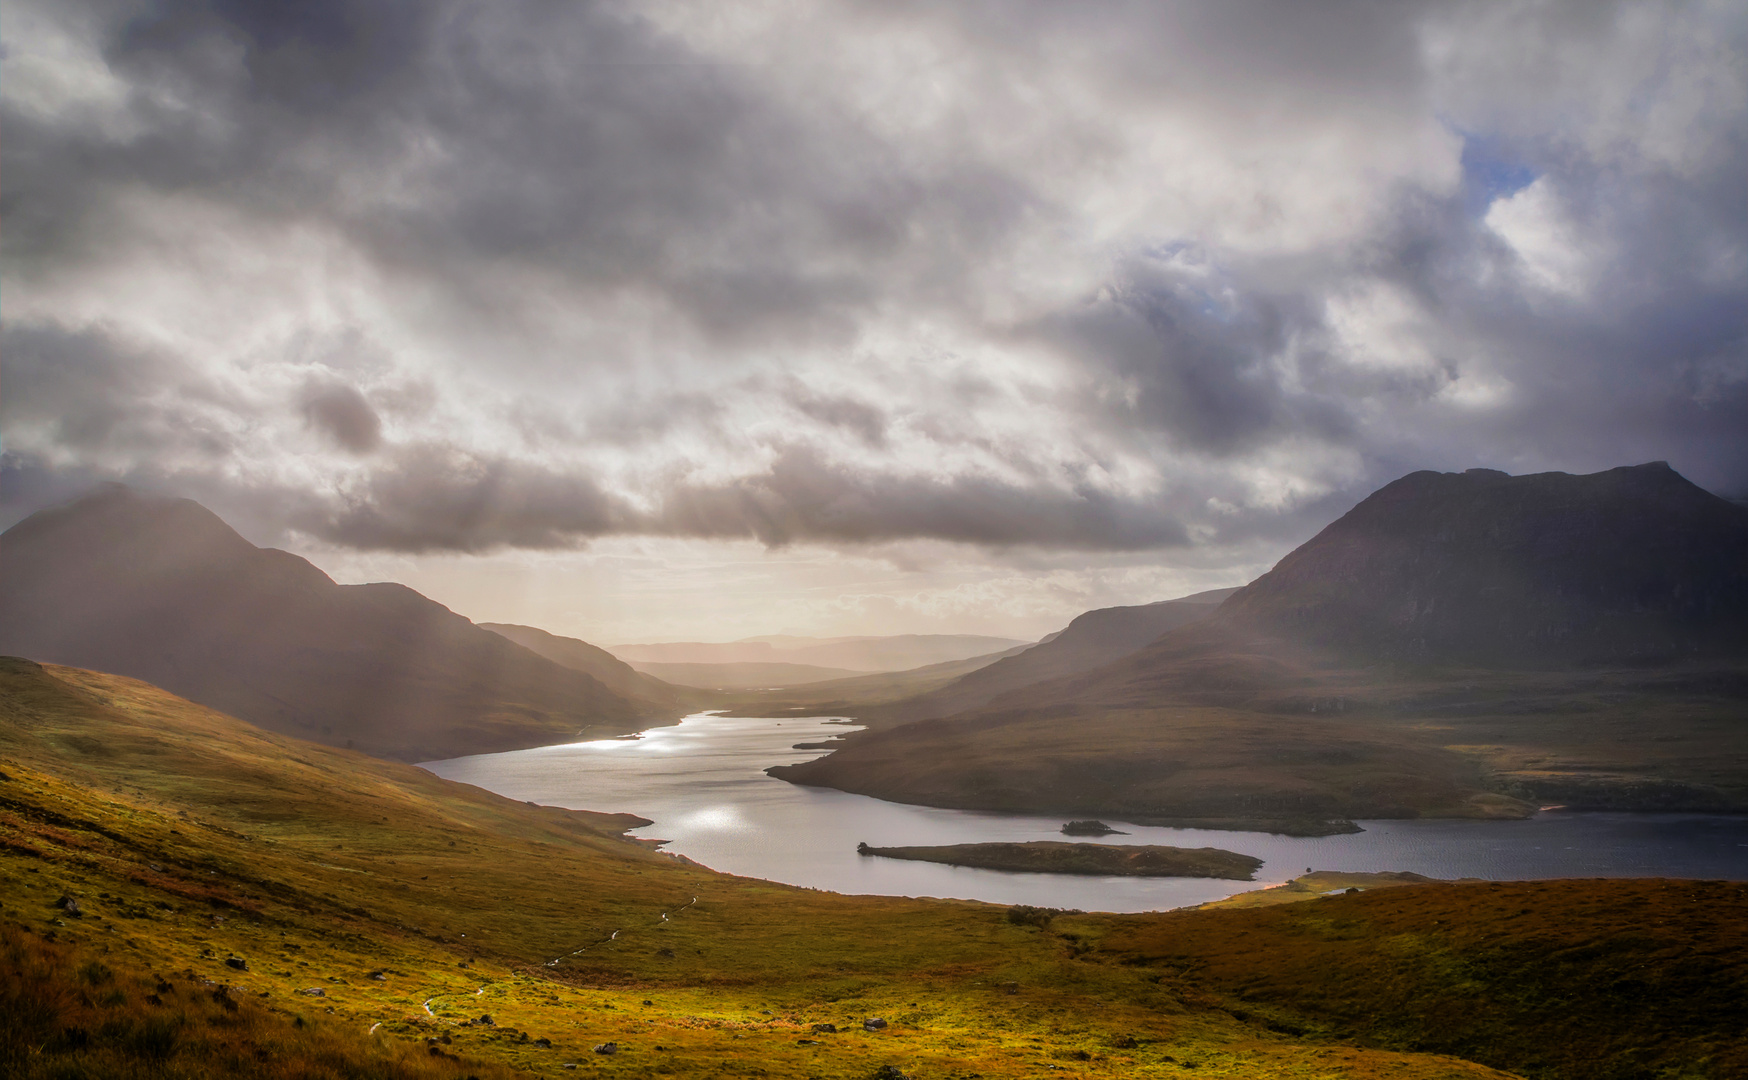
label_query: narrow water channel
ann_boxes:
[424,712,1748,912]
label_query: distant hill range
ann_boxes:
[479,623,704,706]
[0,485,682,761]
[774,464,1748,829]
[607,633,1026,673]
[850,587,1238,722]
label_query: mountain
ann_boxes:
[773,464,1748,829]
[0,484,659,761]
[607,633,1028,672]
[714,643,1035,713]
[620,660,870,690]
[1215,463,1748,666]
[480,622,705,707]
[856,587,1239,722]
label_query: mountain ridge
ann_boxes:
[772,463,1748,828]
[0,484,664,761]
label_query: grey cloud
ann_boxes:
[265,444,1195,553]
[300,383,383,453]
[287,445,624,552]
[782,381,890,449]
[0,322,241,462]
[657,447,1189,550]
[4,0,1746,558]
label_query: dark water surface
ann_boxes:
[424,712,1748,913]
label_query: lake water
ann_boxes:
[424,712,1748,913]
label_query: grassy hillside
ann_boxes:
[1084,878,1748,1080]
[3,657,1742,1078]
[773,700,1536,835]
[773,641,1748,833]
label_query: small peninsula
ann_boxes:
[855,840,1263,880]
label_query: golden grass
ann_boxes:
[4,657,1741,1078]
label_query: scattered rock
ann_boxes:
[54,895,82,917]
[798,1039,821,1045]
[812,1023,838,1033]
[1112,1035,1138,1049]
[298,987,326,997]
[1001,982,1020,995]
[593,1042,618,1055]
[535,1037,552,1048]
[368,969,387,980]
[478,1015,494,1026]
[224,957,248,971]
[864,1017,888,1031]
[873,1066,910,1080]
[148,863,164,873]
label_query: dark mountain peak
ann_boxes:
[1217,463,1748,665]
[0,484,655,760]
[6,482,257,560]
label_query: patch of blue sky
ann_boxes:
[1456,130,1538,215]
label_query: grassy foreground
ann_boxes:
[2,658,1743,1078]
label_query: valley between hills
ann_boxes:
[2,462,1746,1078]
[4,658,1746,1080]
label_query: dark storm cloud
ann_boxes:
[4,0,1746,556]
[300,382,383,453]
[271,444,1191,553]
[288,445,625,552]
[0,322,242,462]
[658,447,1188,550]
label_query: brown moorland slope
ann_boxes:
[0,485,660,760]
[1086,877,1748,1080]
[0,657,1569,1080]
[2,659,1744,1078]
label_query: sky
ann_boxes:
[4,0,1746,644]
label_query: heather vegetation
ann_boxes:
[4,657,1744,1078]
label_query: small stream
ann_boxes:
[424,712,1748,913]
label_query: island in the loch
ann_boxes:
[856,840,1264,879]
[1060,819,1128,836]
